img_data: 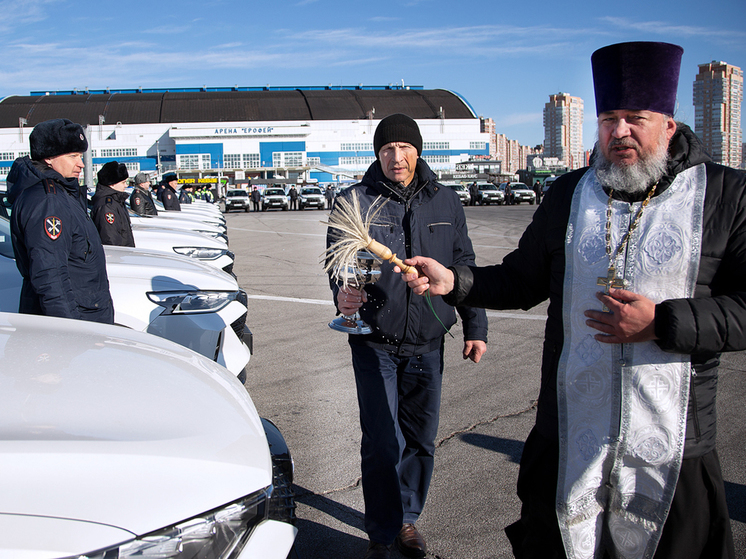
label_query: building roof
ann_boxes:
[0,87,476,128]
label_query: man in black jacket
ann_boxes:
[327,114,488,559]
[401,42,744,559]
[130,172,158,216]
[157,172,181,211]
[7,118,114,324]
[91,161,135,247]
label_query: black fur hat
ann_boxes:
[162,172,178,183]
[373,114,423,157]
[97,161,129,186]
[30,118,88,160]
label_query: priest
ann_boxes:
[399,41,744,559]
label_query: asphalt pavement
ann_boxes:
[223,202,745,559]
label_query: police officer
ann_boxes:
[130,172,158,216]
[6,118,114,324]
[157,172,181,211]
[179,184,195,205]
[91,161,135,247]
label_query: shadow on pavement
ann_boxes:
[293,484,368,558]
[460,432,525,464]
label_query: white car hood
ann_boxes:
[131,226,230,252]
[0,312,270,544]
[130,214,223,235]
[104,245,237,291]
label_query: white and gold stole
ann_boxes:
[557,164,707,558]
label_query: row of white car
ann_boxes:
[0,188,298,558]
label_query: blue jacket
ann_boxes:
[7,157,114,324]
[327,158,488,355]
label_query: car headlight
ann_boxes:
[173,246,230,260]
[147,290,239,314]
[85,488,270,559]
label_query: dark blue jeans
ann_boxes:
[350,342,444,545]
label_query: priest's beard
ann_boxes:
[592,131,670,195]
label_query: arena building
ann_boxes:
[0,85,489,190]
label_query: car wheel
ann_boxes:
[530,200,535,205]
[485,201,490,206]
[283,205,288,211]
[244,207,249,212]
[262,206,267,212]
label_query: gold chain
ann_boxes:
[605,183,658,265]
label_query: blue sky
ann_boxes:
[1,0,744,150]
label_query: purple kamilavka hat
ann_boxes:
[592,41,684,116]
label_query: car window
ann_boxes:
[0,217,14,258]
[227,190,246,197]
[302,188,323,195]
[264,189,284,196]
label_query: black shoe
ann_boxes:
[395,524,426,558]
[364,542,391,559]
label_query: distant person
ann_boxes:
[325,184,335,210]
[130,172,158,216]
[504,182,513,205]
[533,180,542,204]
[179,184,194,204]
[288,184,299,210]
[250,186,261,211]
[469,181,478,206]
[91,161,135,247]
[6,118,114,324]
[157,172,181,211]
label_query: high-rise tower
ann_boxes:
[543,93,584,170]
[693,61,743,168]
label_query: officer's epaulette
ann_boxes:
[105,196,113,204]
[42,178,58,195]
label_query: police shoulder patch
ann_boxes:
[105,212,115,224]
[44,216,62,240]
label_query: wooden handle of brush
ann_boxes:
[366,239,419,276]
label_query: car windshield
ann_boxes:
[478,184,496,190]
[302,188,323,195]
[512,184,529,190]
[227,190,246,197]
[265,189,284,196]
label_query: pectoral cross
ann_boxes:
[597,266,628,312]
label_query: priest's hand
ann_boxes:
[395,256,454,296]
[584,288,657,344]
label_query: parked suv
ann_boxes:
[500,182,536,205]
[225,188,251,212]
[0,310,296,559]
[0,216,252,379]
[476,182,505,205]
[299,186,325,210]
[261,187,289,211]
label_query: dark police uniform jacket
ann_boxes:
[7,157,114,324]
[158,183,181,211]
[130,186,158,216]
[91,185,135,247]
